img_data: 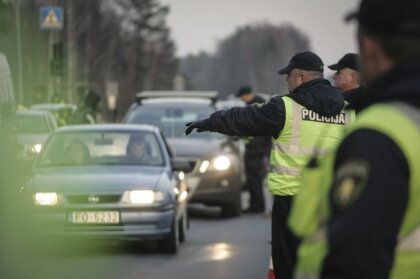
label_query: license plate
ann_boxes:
[72,211,119,224]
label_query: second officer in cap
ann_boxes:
[186,51,352,279]
[329,53,362,105]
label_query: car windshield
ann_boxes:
[126,105,222,139]
[37,131,165,167]
[17,114,49,134]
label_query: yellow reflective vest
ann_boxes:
[290,102,420,279]
[268,96,353,196]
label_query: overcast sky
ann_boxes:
[160,0,360,72]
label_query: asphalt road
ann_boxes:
[18,198,272,279]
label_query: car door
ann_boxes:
[45,112,58,132]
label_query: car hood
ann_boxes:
[30,166,165,193]
[18,133,49,145]
[167,137,227,159]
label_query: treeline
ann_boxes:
[180,23,311,99]
[0,0,177,118]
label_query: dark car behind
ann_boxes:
[123,91,245,217]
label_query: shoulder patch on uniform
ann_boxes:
[254,102,266,108]
[333,159,370,209]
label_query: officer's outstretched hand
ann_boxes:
[185,120,209,136]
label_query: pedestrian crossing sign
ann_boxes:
[40,6,64,30]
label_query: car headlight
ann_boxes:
[199,160,210,173]
[213,155,231,171]
[173,187,188,202]
[34,192,58,206]
[32,144,42,153]
[122,190,164,205]
[199,155,232,173]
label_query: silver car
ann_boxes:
[24,124,191,254]
[16,110,57,159]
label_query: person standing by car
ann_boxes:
[290,1,420,278]
[329,53,362,105]
[235,86,271,214]
[71,89,101,124]
[185,51,353,279]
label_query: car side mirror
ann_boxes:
[171,158,193,173]
[230,136,241,141]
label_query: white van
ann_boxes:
[0,53,17,188]
[0,52,16,132]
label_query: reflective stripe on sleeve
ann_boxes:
[272,141,330,156]
[270,164,301,176]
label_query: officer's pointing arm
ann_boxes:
[185,96,286,138]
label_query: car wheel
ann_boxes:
[159,216,179,254]
[178,211,188,243]
[221,192,242,218]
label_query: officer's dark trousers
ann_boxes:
[272,195,301,279]
[244,153,266,212]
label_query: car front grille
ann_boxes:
[65,194,121,204]
[188,160,198,171]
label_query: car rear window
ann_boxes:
[17,114,49,134]
[126,105,222,139]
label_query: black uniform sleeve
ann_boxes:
[205,96,285,138]
[320,129,409,279]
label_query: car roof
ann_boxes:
[141,98,213,106]
[30,103,77,111]
[17,110,51,117]
[54,124,160,133]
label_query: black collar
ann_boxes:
[292,78,330,94]
[348,59,420,112]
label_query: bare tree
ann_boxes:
[180,23,310,99]
[0,0,177,118]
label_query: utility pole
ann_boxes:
[40,4,64,102]
[14,0,23,104]
[66,0,74,103]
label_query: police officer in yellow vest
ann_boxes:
[289,0,420,278]
[185,51,353,279]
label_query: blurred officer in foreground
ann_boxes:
[329,53,362,105]
[186,51,352,279]
[236,86,271,213]
[290,0,420,278]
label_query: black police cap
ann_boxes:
[278,51,324,75]
[346,0,420,37]
[328,53,360,72]
[235,86,253,97]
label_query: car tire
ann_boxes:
[178,211,188,243]
[221,192,242,218]
[159,217,179,254]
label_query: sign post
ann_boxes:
[40,7,64,31]
[40,6,64,102]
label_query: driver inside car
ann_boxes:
[124,134,151,165]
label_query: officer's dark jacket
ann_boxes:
[204,79,344,139]
[343,87,362,105]
[245,95,272,155]
[321,60,420,279]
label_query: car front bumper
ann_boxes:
[27,206,175,240]
[187,169,242,206]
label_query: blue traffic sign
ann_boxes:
[40,6,64,30]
